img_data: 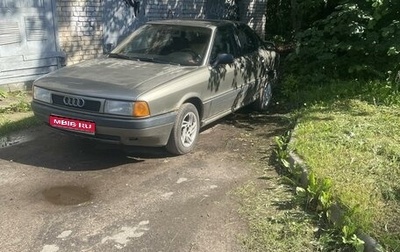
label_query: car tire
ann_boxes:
[253,81,272,111]
[166,103,200,155]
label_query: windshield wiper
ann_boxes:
[114,55,156,63]
[108,53,132,60]
[136,57,180,65]
[134,57,155,63]
[133,57,178,65]
[151,58,181,65]
[109,54,180,66]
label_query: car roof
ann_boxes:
[147,19,239,29]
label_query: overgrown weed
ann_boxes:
[0,91,38,136]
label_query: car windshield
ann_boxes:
[110,24,212,66]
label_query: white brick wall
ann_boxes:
[56,0,103,65]
[144,0,207,20]
[146,0,267,37]
[241,0,267,38]
[56,0,267,66]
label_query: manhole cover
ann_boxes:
[42,186,92,206]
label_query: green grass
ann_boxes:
[227,118,326,252]
[286,80,400,251]
[0,90,40,137]
[0,100,32,113]
[236,181,321,251]
[0,114,41,137]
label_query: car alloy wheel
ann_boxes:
[180,111,198,147]
[166,103,200,155]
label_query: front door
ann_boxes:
[205,25,246,120]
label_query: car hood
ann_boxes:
[34,58,196,100]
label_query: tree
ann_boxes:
[267,0,400,82]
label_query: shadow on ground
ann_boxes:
[0,127,174,171]
[0,105,290,172]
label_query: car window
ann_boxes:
[236,25,261,55]
[210,26,238,63]
[112,24,212,66]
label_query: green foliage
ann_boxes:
[279,77,400,110]
[265,0,292,42]
[318,224,365,252]
[268,0,400,83]
[0,90,7,99]
[0,115,40,137]
[287,95,400,250]
[274,125,373,251]
[340,212,365,252]
[0,91,32,114]
[0,101,32,113]
[269,1,400,250]
[305,172,332,213]
[274,133,291,169]
[293,173,333,230]
[237,181,320,251]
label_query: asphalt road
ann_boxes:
[0,111,286,252]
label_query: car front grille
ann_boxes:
[52,94,101,112]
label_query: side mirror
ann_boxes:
[104,43,115,54]
[212,53,234,68]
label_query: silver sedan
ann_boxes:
[32,19,279,155]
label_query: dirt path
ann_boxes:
[0,110,287,252]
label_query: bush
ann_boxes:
[269,0,400,83]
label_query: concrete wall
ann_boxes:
[0,0,60,88]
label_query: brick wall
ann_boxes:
[203,0,267,38]
[241,0,267,38]
[141,0,268,38]
[55,0,267,66]
[144,0,207,20]
[56,0,103,65]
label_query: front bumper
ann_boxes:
[32,101,176,147]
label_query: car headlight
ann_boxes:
[33,86,51,103]
[104,100,150,117]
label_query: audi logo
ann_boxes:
[63,96,85,108]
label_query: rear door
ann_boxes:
[235,24,266,106]
[203,24,245,121]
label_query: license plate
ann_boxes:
[49,115,96,135]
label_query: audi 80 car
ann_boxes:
[32,19,279,155]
